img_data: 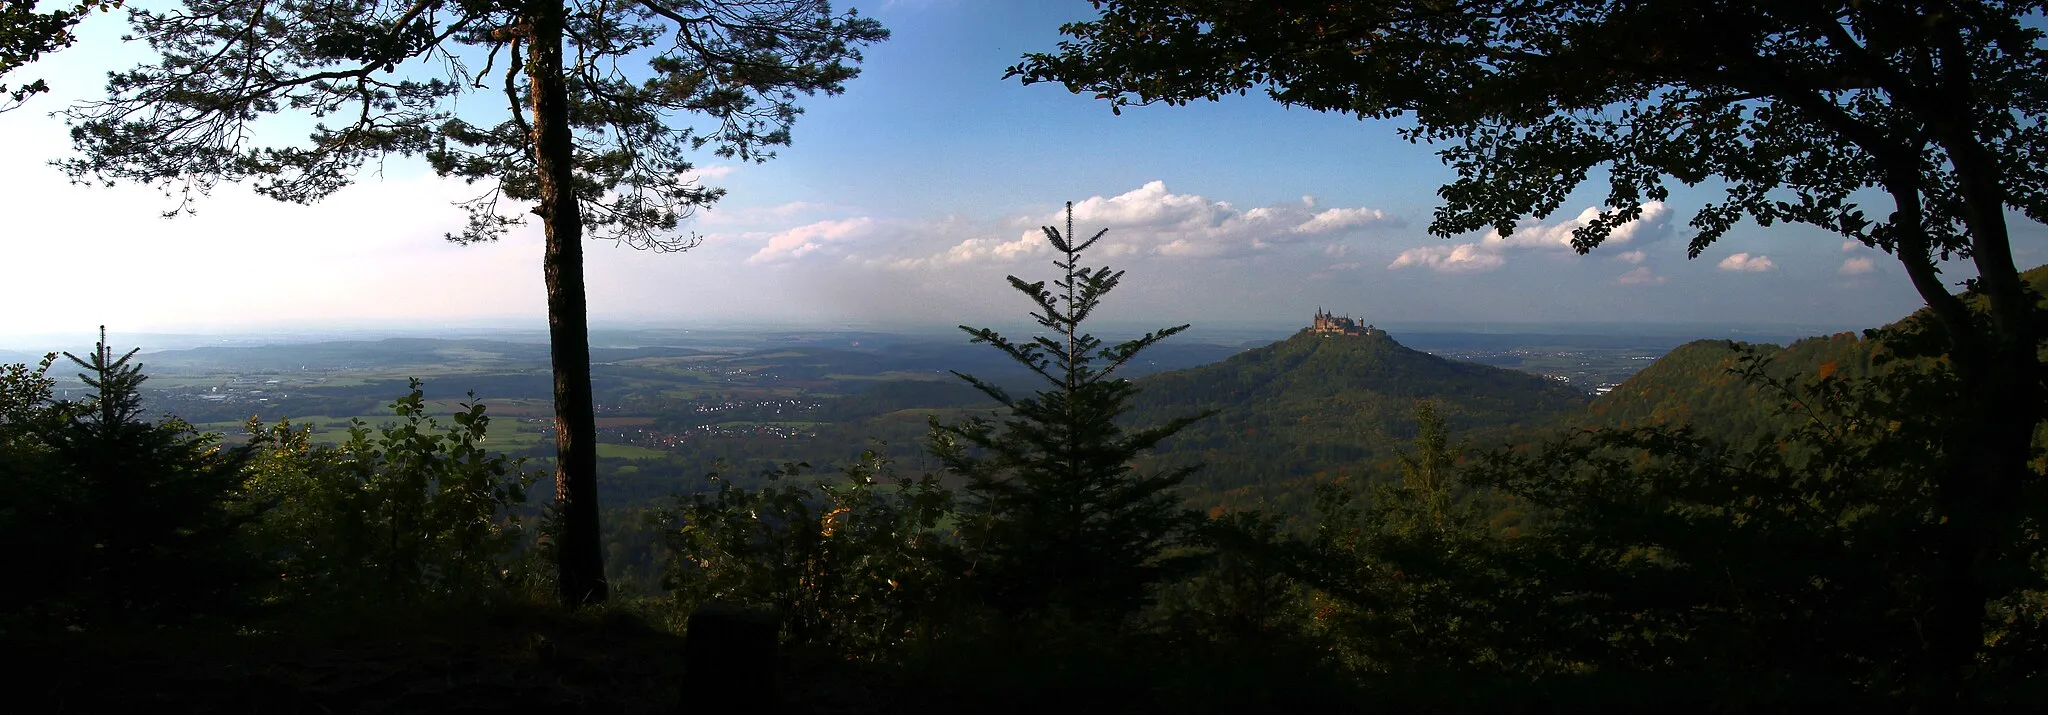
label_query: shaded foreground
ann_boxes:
[6,247,2047,713]
[14,606,690,714]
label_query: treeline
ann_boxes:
[9,265,2048,712]
[2,338,544,632]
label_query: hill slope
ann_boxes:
[1128,329,1591,510]
[1583,332,1871,442]
[1584,264,2048,442]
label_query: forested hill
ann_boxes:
[1583,333,1872,443]
[1127,329,1590,511]
[1584,263,2048,443]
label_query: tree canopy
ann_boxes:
[1013,1,2045,341]
[61,0,887,605]
[63,0,884,246]
[0,0,116,111]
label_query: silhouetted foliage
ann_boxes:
[0,0,114,110]
[1259,328,2048,708]
[0,330,261,629]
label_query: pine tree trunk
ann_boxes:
[527,0,607,607]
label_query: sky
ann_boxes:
[4,0,2043,347]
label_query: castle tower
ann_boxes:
[1311,307,1367,336]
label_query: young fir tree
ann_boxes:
[43,328,259,626]
[927,203,1208,623]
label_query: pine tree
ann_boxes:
[59,0,887,607]
[927,203,1209,622]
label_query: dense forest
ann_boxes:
[9,0,2048,712]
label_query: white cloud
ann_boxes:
[1067,180,1212,226]
[681,164,737,183]
[1383,203,1671,274]
[1841,256,1877,275]
[1388,243,1506,273]
[1842,239,1867,252]
[888,231,1046,270]
[730,182,1393,273]
[745,217,875,265]
[1718,252,1775,272]
[882,181,1392,269]
[1296,206,1392,234]
[1615,266,1668,285]
[1486,202,1672,250]
[1040,181,1393,260]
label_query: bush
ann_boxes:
[656,453,955,659]
[242,379,539,608]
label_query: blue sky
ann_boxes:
[3,0,2038,343]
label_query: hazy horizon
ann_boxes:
[0,317,1880,356]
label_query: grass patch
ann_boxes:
[821,371,954,381]
[598,443,668,460]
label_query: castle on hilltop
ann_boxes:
[1310,308,1380,337]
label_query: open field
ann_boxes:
[597,443,668,460]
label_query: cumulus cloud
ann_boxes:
[1718,252,1775,272]
[887,231,1046,270]
[1615,266,1668,285]
[1296,206,1393,234]
[1841,256,1877,275]
[1388,243,1507,273]
[725,182,1395,273]
[1041,181,1394,260]
[878,181,1393,269]
[1842,239,1868,252]
[746,217,875,265]
[1486,202,1672,250]
[1383,203,1671,274]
